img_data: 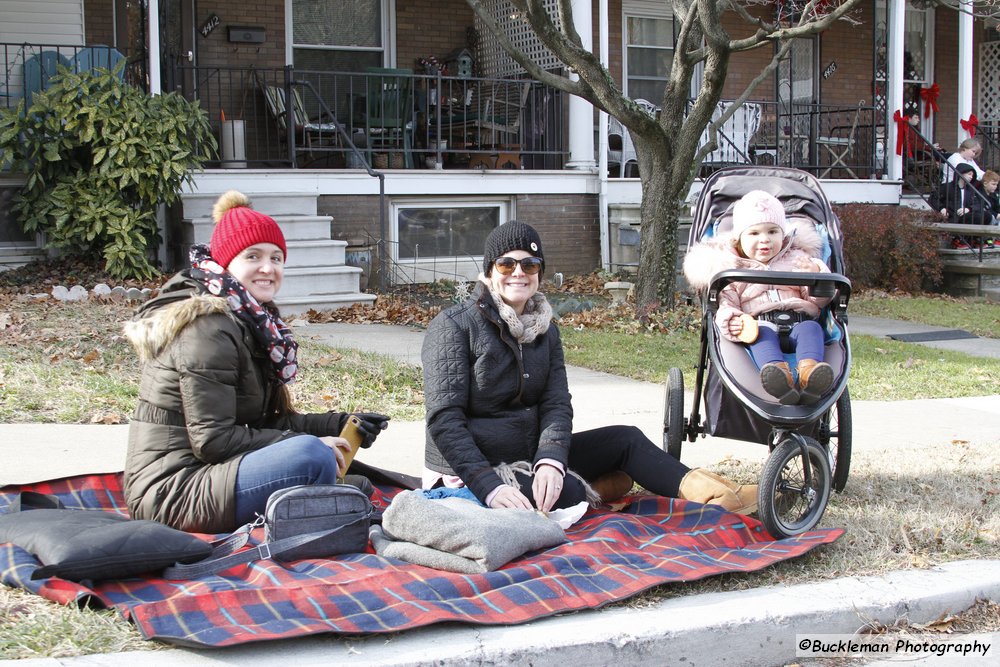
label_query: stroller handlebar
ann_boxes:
[706,270,852,309]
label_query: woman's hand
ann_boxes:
[319,435,353,477]
[532,464,564,514]
[488,485,533,510]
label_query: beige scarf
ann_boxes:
[478,274,553,344]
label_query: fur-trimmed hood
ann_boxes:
[682,218,825,293]
[123,274,231,361]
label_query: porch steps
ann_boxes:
[179,192,375,315]
[0,245,46,272]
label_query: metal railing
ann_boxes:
[166,62,569,171]
[1,42,145,110]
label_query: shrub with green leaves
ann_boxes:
[835,203,942,293]
[0,64,216,279]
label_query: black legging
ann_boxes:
[513,425,691,510]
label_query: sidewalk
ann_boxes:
[2,317,999,666]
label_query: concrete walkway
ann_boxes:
[1,316,998,666]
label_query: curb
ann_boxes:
[5,560,998,667]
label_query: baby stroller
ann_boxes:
[666,166,852,539]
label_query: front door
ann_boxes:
[160,0,196,95]
[777,37,818,167]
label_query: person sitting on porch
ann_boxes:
[932,163,982,250]
[975,170,999,248]
[122,190,389,533]
[421,221,757,516]
[941,138,986,184]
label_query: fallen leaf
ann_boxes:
[82,349,100,364]
[0,312,10,330]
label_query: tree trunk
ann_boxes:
[634,150,688,312]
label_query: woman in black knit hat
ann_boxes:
[421,221,756,514]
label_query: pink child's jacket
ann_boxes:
[682,219,832,343]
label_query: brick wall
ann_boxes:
[397,0,474,72]
[317,193,601,278]
[84,0,114,46]
[195,1,285,71]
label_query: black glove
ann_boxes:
[351,412,390,448]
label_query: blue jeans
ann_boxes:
[233,435,339,525]
[750,319,824,367]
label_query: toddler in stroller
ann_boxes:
[684,190,834,405]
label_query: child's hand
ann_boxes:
[794,257,821,272]
[728,316,744,337]
[940,209,948,217]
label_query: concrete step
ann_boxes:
[279,292,378,316]
[285,239,347,268]
[181,192,318,218]
[0,246,45,271]
[182,215,333,246]
[281,265,363,298]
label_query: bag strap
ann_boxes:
[10,491,66,512]
[160,514,368,580]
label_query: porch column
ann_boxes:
[147,0,161,94]
[565,0,597,170]
[957,0,974,139]
[886,0,905,181]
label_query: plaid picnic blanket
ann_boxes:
[1,473,843,648]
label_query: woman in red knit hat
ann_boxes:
[123,190,388,533]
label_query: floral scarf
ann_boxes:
[189,244,298,384]
[478,274,553,344]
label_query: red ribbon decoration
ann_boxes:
[920,83,939,118]
[894,110,912,157]
[961,114,979,137]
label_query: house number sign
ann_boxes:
[822,61,837,79]
[200,14,221,38]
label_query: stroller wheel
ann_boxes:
[817,388,853,492]
[758,435,831,539]
[663,367,685,459]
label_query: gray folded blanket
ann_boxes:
[370,491,567,574]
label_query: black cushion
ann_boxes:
[0,509,212,582]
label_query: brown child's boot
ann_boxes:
[797,359,834,405]
[760,361,799,405]
[589,471,634,503]
[678,469,758,515]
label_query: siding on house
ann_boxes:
[0,0,85,45]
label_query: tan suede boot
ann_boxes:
[797,359,834,405]
[678,469,758,515]
[589,471,634,503]
[760,361,799,405]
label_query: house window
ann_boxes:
[289,0,391,71]
[623,2,673,103]
[874,1,934,123]
[392,201,510,282]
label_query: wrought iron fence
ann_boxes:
[166,63,568,171]
[1,42,145,111]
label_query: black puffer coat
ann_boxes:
[421,284,573,503]
[123,272,348,533]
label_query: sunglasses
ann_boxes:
[493,256,543,275]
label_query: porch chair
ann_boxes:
[358,67,415,168]
[699,102,762,171]
[23,50,71,108]
[70,46,126,78]
[817,103,862,178]
[256,73,344,162]
[607,98,659,177]
[458,79,532,169]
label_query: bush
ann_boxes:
[0,64,216,279]
[835,203,942,293]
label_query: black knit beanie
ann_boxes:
[482,221,545,276]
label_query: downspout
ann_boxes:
[599,0,610,271]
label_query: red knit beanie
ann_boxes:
[209,190,287,268]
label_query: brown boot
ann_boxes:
[797,359,834,405]
[760,362,799,405]
[678,468,758,515]
[589,471,634,503]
